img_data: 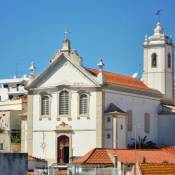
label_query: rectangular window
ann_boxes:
[11,129,21,144]
[41,95,49,116]
[0,143,3,150]
[144,113,150,133]
[59,91,69,115]
[16,84,20,91]
[128,110,132,131]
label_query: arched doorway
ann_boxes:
[57,135,69,164]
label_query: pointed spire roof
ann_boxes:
[154,21,164,36]
[60,30,71,52]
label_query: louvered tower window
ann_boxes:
[59,91,69,115]
[151,53,157,68]
[80,94,88,115]
[41,95,49,115]
[168,53,171,68]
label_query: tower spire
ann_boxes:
[154,10,164,36]
[64,29,70,40]
[61,29,71,52]
[156,9,162,23]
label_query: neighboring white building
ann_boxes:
[0,76,28,152]
[23,20,175,165]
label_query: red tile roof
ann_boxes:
[86,68,150,91]
[140,163,175,175]
[73,148,113,165]
[160,146,175,155]
[109,149,175,164]
[73,148,175,165]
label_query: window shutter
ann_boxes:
[59,91,69,115]
[80,94,88,115]
[128,110,132,131]
[144,113,150,133]
[41,96,49,115]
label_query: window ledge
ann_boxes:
[39,115,51,120]
[78,115,90,119]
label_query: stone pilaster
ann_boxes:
[96,91,103,147]
[27,93,33,155]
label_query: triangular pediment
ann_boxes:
[27,54,99,89]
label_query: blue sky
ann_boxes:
[0,0,175,78]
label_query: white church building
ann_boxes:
[24,20,175,164]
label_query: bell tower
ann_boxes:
[142,21,174,101]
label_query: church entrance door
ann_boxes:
[57,135,69,164]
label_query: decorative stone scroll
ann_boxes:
[55,122,72,132]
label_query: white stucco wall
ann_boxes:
[72,130,96,156]
[104,115,113,148]
[38,60,95,88]
[104,89,160,144]
[117,116,127,148]
[32,90,97,162]
[103,114,127,148]
[158,114,175,145]
[143,43,174,100]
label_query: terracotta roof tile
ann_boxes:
[73,148,175,165]
[160,146,175,155]
[86,68,150,91]
[140,163,175,175]
[73,148,113,165]
[109,149,175,164]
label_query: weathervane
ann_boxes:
[64,29,70,40]
[156,9,162,22]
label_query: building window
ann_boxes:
[144,113,150,133]
[79,94,88,115]
[121,124,123,130]
[168,53,171,68]
[41,95,49,116]
[151,53,157,68]
[128,110,132,131]
[107,117,111,122]
[107,133,111,139]
[16,84,20,91]
[59,90,69,115]
[11,129,21,143]
[0,143,3,150]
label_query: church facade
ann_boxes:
[24,21,175,164]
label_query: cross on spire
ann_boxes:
[156,9,162,22]
[64,29,70,40]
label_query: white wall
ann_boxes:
[104,115,113,148]
[72,131,96,156]
[38,60,95,88]
[143,44,174,100]
[158,114,175,145]
[32,90,97,161]
[104,89,160,144]
[117,116,127,148]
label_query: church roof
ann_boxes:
[85,68,152,91]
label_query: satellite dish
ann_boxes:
[132,72,138,78]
